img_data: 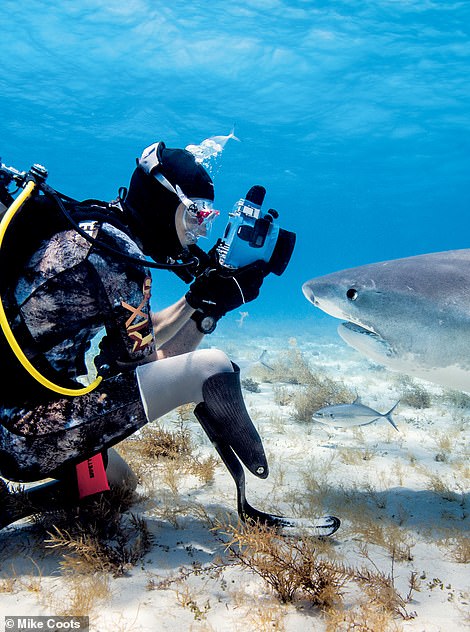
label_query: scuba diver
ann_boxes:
[0,142,340,536]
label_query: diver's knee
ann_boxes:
[105,448,138,492]
[196,348,233,378]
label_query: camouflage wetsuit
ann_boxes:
[0,208,154,482]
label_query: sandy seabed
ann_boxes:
[0,317,468,631]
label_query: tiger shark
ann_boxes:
[302,249,470,392]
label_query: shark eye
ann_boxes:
[346,288,358,301]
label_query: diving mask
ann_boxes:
[147,156,218,245]
[175,185,219,244]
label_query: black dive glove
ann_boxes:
[186,261,267,332]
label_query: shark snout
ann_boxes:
[303,279,364,324]
[302,280,341,316]
[302,281,317,305]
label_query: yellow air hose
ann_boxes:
[0,180,102,396]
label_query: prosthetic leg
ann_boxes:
[194,365,340,537]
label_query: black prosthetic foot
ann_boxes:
[194,366,340,537]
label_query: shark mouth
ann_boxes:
[338,322,395,358]
[340,321,377,336]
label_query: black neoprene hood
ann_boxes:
[124,145,214,261]
[159,147,214,200]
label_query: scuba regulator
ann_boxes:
[216,185,296,275]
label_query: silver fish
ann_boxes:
[208,127,240,148]
[313,398,399,430]
[236,349,274,374]
[186,128,240,164]
[303,249,470,392]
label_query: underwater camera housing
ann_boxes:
[217,185,296,275]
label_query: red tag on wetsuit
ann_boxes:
[76,454,110,499]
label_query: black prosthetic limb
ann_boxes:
[194,366,341,537]
[208,435,340,536]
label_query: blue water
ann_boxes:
[2,1,470,334]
